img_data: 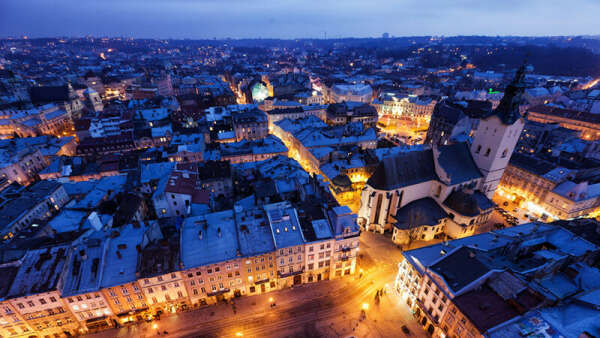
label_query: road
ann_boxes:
[88,232,422,338]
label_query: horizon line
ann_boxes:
[2,34,600,41]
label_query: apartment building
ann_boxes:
[0,181,70,240]
[61,237,114,332]
[394,223,597,337]
[0,268,34,338]
[6,246,80,337]
[527,105,600,141]
[180,210,244,306]
[197,161,233,198]
[99,224,149,324]
[137,239,189,315]
[303,218,334,283]
[235,206,278,295]
[265,202,307,288]
[232,109,268,141]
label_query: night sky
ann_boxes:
[1,0,598,39]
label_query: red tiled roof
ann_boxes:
[192,189,210,204]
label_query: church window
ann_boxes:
[501,148,508,158]
[475,145,481,154]
[484,148,491,157]
[373,194,383,224]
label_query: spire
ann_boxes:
[492,59,528,125]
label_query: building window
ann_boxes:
[484,148,491,157]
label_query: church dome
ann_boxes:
[332,174,352,189]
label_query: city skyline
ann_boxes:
[1,2,600,336]
[2,0,600,39]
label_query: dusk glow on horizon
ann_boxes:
[1,0,599,39]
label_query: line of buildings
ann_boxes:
[395,221,600,337]
[0,200,359,337]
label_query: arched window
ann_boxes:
[484,148,491,157]
[501,148,508,158]
[475,145,481,154]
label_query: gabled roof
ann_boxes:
[443,190,495,217]
[430,246,491,294]
[366,149,437,190]
[436,142,482,185]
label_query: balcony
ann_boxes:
[207,288,231,297]
[278,268,304,278]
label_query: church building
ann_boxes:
[357,65,527,246]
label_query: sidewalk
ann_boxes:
[88,279,353,338]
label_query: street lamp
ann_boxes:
[236,332,244,337]
[361,303,369,311]
[152,324,158,330]
[269,297,274,303]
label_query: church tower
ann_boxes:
[470,64,527,198]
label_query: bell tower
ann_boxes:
[470,63,527,198]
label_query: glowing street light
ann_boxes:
[152,323,158,330]
[362,303,369,311]
[236,332,244,337]
[268,297,274,303]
